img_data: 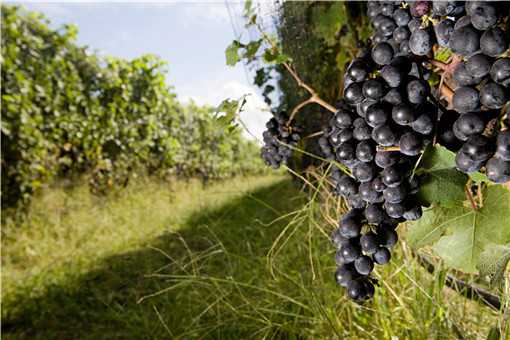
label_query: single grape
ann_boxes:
[480,27,508,57]
[347,194,366,210]
[347,61,368,82]
[381,165,404,188]
[407,79,430,104]
[375,150,399,168]
[335,110,354,128]
[453,112,485,137]
[336,175,358,197]
[344,83,364,104]
[363,79,387,100]
[381,65,403,88]
[356,140,376,162]
[393,26,411,44]
[341,242,362,263]
[461,135,495,162]
[399,131,423,156]
[383,185,407,204]
[353,162,377,183]
[354,256,375,276]
[384,202,405,219]
[377,225,398,248]
[409,28,433,56]
[360,232,379,255]
[411,113,434,135]
[373,247,391,265]
[335,264,357,287]
[486,157,510,183]
[480,82,509,109]
[372,177,386,192]
[452,86,480,113]
[453,63,484,87]
[372,42,394,65]
[366,104,389,127]
[449,25,480,56]
[383,88,404,105]
[455,151,484,173]
[470,2,498,31]
[403,205,423,221]
[496,130,510,161]
[347,279,366,300]
[331,228,350,249]
[357,98,377,118]
[465,54,492,78]
[372,125,397,146]
[490,58,510,86]
[434,19,455,47]
[365,203,386,224]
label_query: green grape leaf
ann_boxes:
[214,96,247,130]
[469,171,490,183]
[416,145,468,207]
[262,48,291,64]
[225,40,244,66]
[417,169,468,208]
[410,186,510,273]
[243,39,263,61]
[477,243,510,288]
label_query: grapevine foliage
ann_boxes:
[227,1,510,300]
[1,6,265,212]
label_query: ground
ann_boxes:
[2,175,506,339]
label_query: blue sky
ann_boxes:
[15,1,274,139]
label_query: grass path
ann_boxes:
[2,175,506,339]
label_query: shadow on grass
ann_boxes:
[2,178,309,339]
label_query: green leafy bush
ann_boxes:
[1,5,265,212]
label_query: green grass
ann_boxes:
[2,175,508,339]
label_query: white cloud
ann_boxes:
[180,79,271,142]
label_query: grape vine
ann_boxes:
[226,1,510,303]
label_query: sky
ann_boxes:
[14,1,275,140]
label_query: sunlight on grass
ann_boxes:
[2,174,508,339]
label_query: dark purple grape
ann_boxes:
[365,203,385,224]
[356,140,376,162]
[354,256,374,276]
[335,264,357,287]
[403,205,423,221]
[336,175,358,197]
[455,151,484,173]
[434,19,455,47]
[331,228,350,249]
[392,103,415,126]
[384,202,405,218]
[383,88,403,105]
[360,232,379,255]
[372,125,397,147]
[399,132,423,156]
[393,26,411,43]
[335,110,354,128]
[409,28,433,56]
[363,79,387,100]
[353,162,377,183]
[347,279,366,300]
[344,83,364,104]
[373,247,391,265]
[381,165,404,188]
[393,8,411,26]
[372,42,394,65]
[461,135,495,162]
[480,82,509,109]
[480,27,508,57]
[449,25,480,56]
[486,157,510,183]
[452,87,480,113]
[340,242,362,263]
[465,54,492,78]
[453,63,484,87]
[347,61,369,82]
[372,177,386,192]
[496,130,510,161]
[453,112,485,138]
[375,150,399,168]
[411,113,434,135]
[490,58,510,86]
[366,104,389,128]
[359,181,382,203]
[377,225,398,248]
[407,79,430,104]
[383,185,407,204]
[469,2,498,31]
[381,65,403,88]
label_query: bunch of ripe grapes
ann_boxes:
[261,1,510,302]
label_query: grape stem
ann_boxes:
[465,180,478,211]
[302,130,324,140]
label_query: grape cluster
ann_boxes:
[435,2,510,182]
[320,52,431,301]
[261,111,301,169]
